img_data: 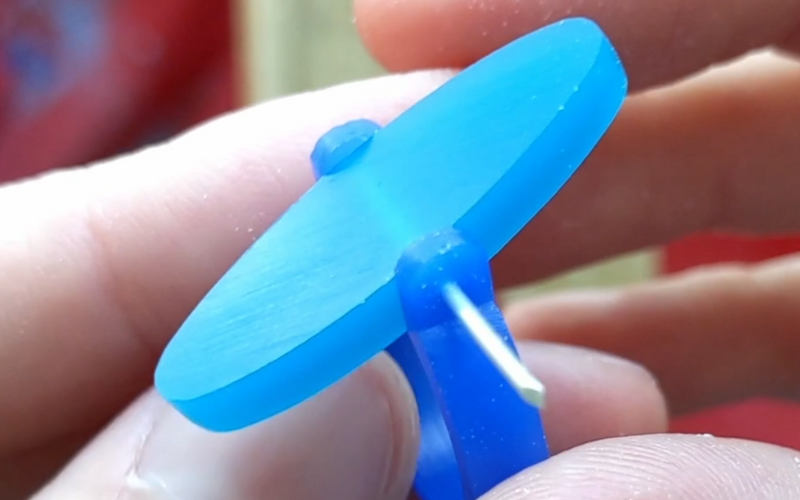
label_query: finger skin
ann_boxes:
[6,47,800,469]
[355,0,800,90]
[2,339,667,498]
[0,433,87,500]
[517,342,668,453]
[506,254,800,415]
[33,355,420,500]
[493,56,800,287]
[485,434,800,499]
[30,345,666,500]
[0,70,453,456]
[6,56,800,456]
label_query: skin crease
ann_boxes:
[3,0,800,498]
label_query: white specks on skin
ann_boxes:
[512,485,533,496]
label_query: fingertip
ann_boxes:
[485,434,800,499]
[355,0,527,71]
[354,0,438,72]
[518,342,669,453]
[356,0,800,92]
[355,0,610,73]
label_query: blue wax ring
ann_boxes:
[155,17,628,432]
[389,228,549,500]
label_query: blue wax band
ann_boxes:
[155,18,628,432]
[389,229,549,500]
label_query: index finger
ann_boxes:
[354,0,800,90]
[0,70,452,457]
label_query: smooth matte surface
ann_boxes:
[388,229,549,500]
[156,18,628,431]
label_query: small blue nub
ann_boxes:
[310,119,381,179]
[390,228,550,500]
[395,229,495,331]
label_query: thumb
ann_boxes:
[33,354,418,500]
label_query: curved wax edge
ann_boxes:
[156,18,628,431]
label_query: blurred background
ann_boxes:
[2,0,798,448]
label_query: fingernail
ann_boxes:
[130,354,418,500]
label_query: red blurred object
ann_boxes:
[664,234,800,449]
[0,0,237,182]
[671,398,800,450]
[664,233,800,272]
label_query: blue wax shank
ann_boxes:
[389,229,549,500]
[155,18,628,431]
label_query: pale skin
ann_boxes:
[2,0,800,498]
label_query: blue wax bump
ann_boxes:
[155,17,628,431]
[390,228,549,500]
[310,119,381,178]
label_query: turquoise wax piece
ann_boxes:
[155,18,628,431]
[389,228,550,500]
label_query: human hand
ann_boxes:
[356,0,800,497]
[5,1,799,498]
[1,72,665,499]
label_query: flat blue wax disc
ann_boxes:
[155,17,628,431]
